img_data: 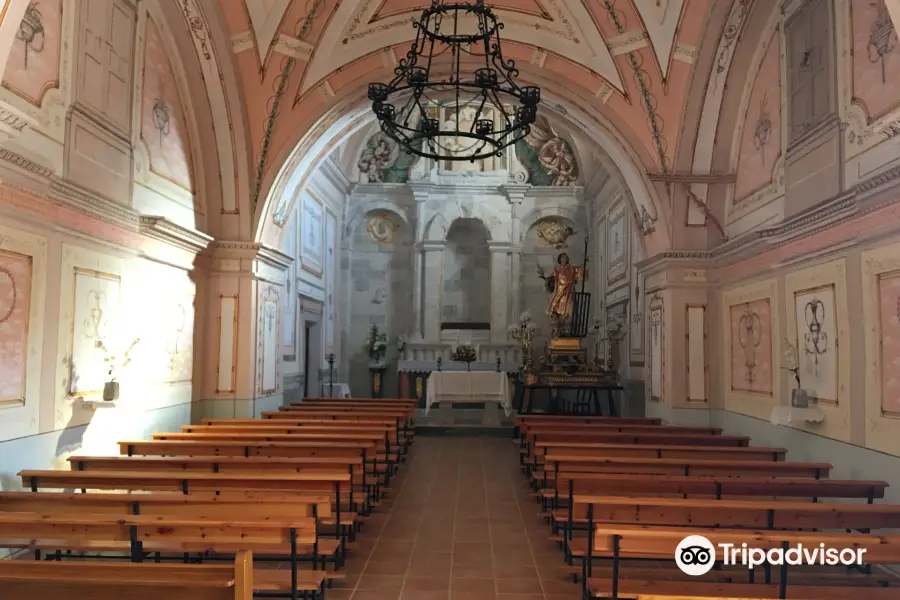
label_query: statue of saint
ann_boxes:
[536,252,585,335]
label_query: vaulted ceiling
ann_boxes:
[182,0,750,243]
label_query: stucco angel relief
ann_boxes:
[517,115,579,186]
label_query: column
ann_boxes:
[488,242,512,343]
[420,241,445,342]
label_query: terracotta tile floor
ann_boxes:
[327,435,581,600]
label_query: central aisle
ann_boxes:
[331,436,579,600]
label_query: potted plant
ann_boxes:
[782,339,808,408]
[95,337,141,401]
[451,344,477,370]
[365,324,388,367]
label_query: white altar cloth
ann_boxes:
[426,371,513,416]
[319,382,351,398]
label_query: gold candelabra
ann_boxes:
[508,312,538,372]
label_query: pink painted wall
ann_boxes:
[851,0,900,121]
[734,32,782,202]
[730,298,773,395]
[1,0,62,105]
[0,249,32,403]
[140,17,194,192]
[880,270,900,414]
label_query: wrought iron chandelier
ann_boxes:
[368,0,540,162]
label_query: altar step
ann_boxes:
[414,405,514,429]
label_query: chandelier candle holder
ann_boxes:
[368,0,541,162]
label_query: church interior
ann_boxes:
[3,0,900,598]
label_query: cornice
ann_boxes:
[48,177,141,231]
[318,155,352,195]
[139,216,214,254]
[0,148,54,179]
[210,240,293,270]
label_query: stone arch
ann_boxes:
[424,206,500,243]
[254,68,670,256]
[344,201,412,240]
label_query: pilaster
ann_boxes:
[410,184,431,337]
[638,253,716,411]
[419,240,445,342]
[201,241,292,417]
[502,184,529,317]
[488,241,512,343]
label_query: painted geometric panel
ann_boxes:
[0,250,33,406]
[141,16,194,191]
[164,294,195,383]
[70,269,121,396]
[262,298,278,393]
[794,285,837,403]
[325,211,337,352]
[2,0,63,106]
[300,192,324,276]
[729,299,773,395]
[879,271,900,415]
[648,294,664,400]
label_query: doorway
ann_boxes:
[303,322,313,397]
[302,317,322,398]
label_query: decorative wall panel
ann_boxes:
[69,268,121,396]
[261,293,278,394]
[140,16,194,192]
[300,191,324,276]
[282,212,297,358]
[216,295,237,394]
[879,272,900,416]
[793,286,838,403]
[0,249,32,408]
[722,279,778,421]
[2,0,62,106]
[849,1,900,126]
[784,259,851,441]
[0,224,46,441]
[729,299,773,395]
[648,293,664,402]
[607,201,627,283]
[629,232,643,364]
[863,241,900,455]
[163,292,194,384]
[325,210,337,352]
[686,305,707,403]
[733,31,783,207]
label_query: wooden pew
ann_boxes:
[0,551,255,600]
[19,469,354,536]
[66,454,371,518]
[514,414,663,437]
[527,430,750,448]
[0,513,325,599]
[522,422,724,435]
[581,524,900,600]
[0,490,345,569]
[151,430,401,479]
[260,409,413,442]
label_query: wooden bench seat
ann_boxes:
[0,551,255,600]
[528,431,750,448]
[529,442,786,467]
[522,423,725,436]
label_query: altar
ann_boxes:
[426,371,513,416]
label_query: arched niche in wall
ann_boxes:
[441,217,492,328]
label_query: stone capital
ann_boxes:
[417,240,446,252]
[499,183,530,204]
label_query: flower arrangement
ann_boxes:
[95,337,141,382]
[451,344,477,363]
[395,334,408,353]
[365,324,388,362]
[782,338,802,389]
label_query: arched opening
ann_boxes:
[441,217,492,340]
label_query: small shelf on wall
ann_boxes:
[77,399,118,411]
[769,406,825,426]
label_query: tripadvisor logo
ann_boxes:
[674,535,868,576]
[675,535,716,576]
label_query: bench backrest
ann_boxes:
[181,424,396,438]
[573,495,900,530]
[19,469,352,495]
[152,431,388,444]
[202,417,398,427]
[0,512,317,547]
[515,415,662,426]
[555,473,886,503]
[541,456,831,478]
[529,431,748,446]
[533,443,785,461]
[0,490,330,519]
[118,439,375,459]
[0,551,252,600]
[69,454,362,475]
[524,423,723,435]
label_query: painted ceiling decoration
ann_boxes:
[244,0,291,67]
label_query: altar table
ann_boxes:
[426,371,513,416]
